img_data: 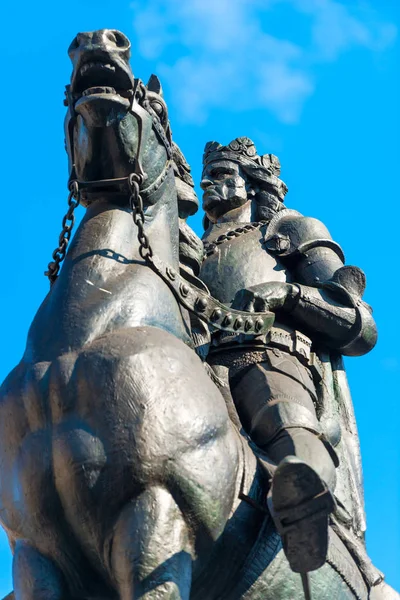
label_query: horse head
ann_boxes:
[64,29,172,208]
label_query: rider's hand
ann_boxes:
[231,282,300,313]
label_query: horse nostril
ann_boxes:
[68,32,91,56]
[114,30,130,49]
[77,33,87,46]
[105,29,130,51]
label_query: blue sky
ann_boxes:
[0,0,398,595]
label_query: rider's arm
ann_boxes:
[289,277,377,357]
[266,213,377,356]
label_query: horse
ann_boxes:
[0,29,394,600]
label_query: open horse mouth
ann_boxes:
[68,30,135,113]
[71,60,134,111]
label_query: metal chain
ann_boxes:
[42,168,274,338]
[45,171,151,287]
[203,220,268,257]
[45,181,80,286]
[129,173,153,260]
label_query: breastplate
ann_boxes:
[200,222,290,305]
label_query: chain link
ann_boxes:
[45,181,80,285]
[45,169,153,286]
[203,220,268,257]
[129,173,153,260]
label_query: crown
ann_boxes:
[202,136,287,199]
[203,136,281,175]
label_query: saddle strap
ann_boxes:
[147,252,275,336]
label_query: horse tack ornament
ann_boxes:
[0,28,397,600]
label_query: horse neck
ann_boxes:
[24,170,193,361]
[65,169,179,277]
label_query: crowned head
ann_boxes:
[201,136,288,225]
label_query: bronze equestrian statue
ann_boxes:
[0,29,397,600]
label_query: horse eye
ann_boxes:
[151,101,167,124]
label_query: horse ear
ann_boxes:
[147,74,163,97]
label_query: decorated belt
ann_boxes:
[210,326,323,382]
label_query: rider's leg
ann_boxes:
[111,486,193,600]
[262,428,336,490]
[230,352,336,488]
[13,540,67,600]
[230,351,336,572]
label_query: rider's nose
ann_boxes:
[68,29,131,62]
[201,178,213,190]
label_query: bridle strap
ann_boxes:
[66,79,172,196]
[75,160,173,205]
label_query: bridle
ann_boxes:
[66,77,173,198]
[44,80,274,338]
[45,79,171,281]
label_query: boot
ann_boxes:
[268,456,336,573]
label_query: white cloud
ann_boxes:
[292,0,397,60]
[130,0,396,124]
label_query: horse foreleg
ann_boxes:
[112,486,193,600]
[13,540,68,600]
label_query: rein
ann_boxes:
[45,81,274,338]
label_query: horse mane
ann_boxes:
[171,140,204,277]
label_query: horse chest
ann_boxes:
[26,265,190,362]
[25,203,190,362]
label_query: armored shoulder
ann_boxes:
[264,209,344,261]
[264,211,377,355]
[264,209,345,285]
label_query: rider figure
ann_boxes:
[199,137,377,574]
